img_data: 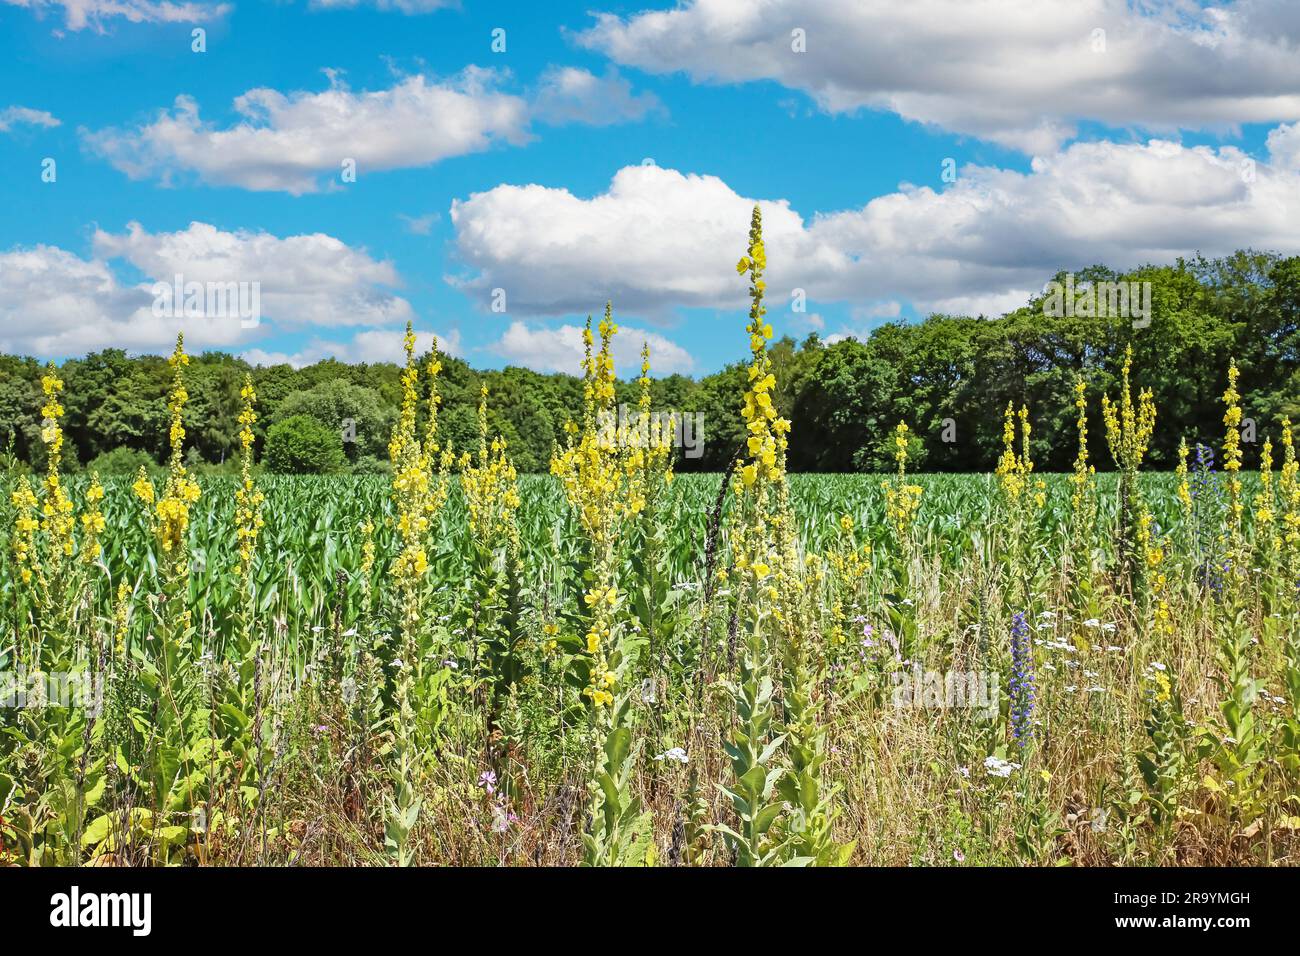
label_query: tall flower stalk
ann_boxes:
[1254,437,1279,600]
[1068,377,1097,569]
[995,402,1043,607]
[1101,345,1157,597]
[551,307,646,713]
[1279,419,1300,601]
[1221,359,1245,584]
[883,421,922,659]
[382,324,452,865]
[717,206,845,866]
[11,365,81,655]
[133,334,202,642]
[459,383,524,752]
[551,306,655,865]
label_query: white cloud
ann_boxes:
[0,244,243,356]
[243,327,461,369]
[0,106,60,132]
[83,66,658,194]
[1267,122,1300,170]
[921,290,1040,320]
[854,301,901,320]
[491,320,693,375]
[93,221,411,328]
[0,222,413,357]
[579,0,1300,152]
[449,165,787,317]
[450,135,1300,321]
[533,66,663,127]
[4,0,228,31]
[84,69,532,194]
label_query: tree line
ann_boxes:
[1,251,1297,475]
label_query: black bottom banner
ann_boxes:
[0,865,1277,943]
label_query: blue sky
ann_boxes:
[2,0,1299,375]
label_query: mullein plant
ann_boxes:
[1101,345,1157,601]
[382,324,452,865]
[1253,437,1280,607]
[1280,421,1300,788]
[125,334,209,860]
[1279,419,1300,600]
[1101,352,1173,647]
[627,343,678,753]
[777,625,855,865]
[1198,358,1269,848]
[714,207,846,866]
[11,364,89,657]
[1220,359,1247,581]
[233,375,265,658]
[133,335,203,635]
[770,452,842,865]
[551,307,648,712]
[992,411,1056,857]
[994,402,1045,609]
[4,364,108,865]
[458,384,525,758]
[224,376,267,829]
[881,421,923,661]
[420,341,456,543]
[1202,609,1269,840]
[1135,661,1192,856]
[712,207,792,865]
[1175,439,1193,558]
[551,307,655,866]
[824,512,870,674]
[388,325,451,662]
[131,334,202,673]
[1068,378,1098,597]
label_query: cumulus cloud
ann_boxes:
[1267,121,1300,170]
[490,320,693,375]
[450,133,1300,321]
[449,165,784,317]
[84,69,529,194]
[83,66,658,193]
[4,0,228,31]
[243,327,461,369]
[93,221,411,327]
[0,222,413,357]
[0,106,60,132]
[579,0,1300,152]
[0,245,183,356]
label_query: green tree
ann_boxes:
[264,415,346,474]
[271,379,394,463]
